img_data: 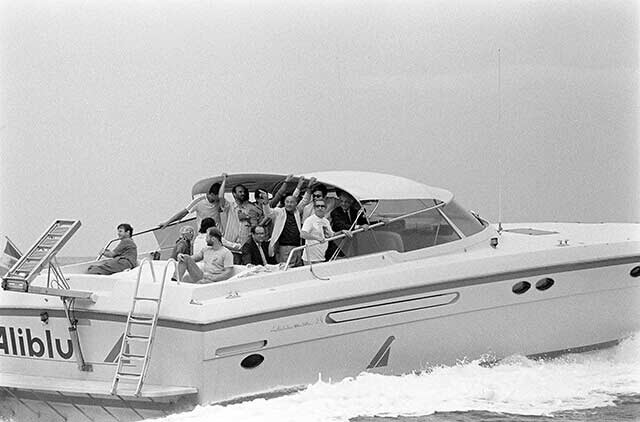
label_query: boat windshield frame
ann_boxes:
[282,199,449,270]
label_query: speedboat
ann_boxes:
[1,171,639,421]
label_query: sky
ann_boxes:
[0,0,638,257]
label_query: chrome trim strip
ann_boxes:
[215,340,268,357]
[326,293,458,323]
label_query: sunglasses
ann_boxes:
[315,205,326,209]
[312,193,323,198]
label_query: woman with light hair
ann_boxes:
[171,225,195,260]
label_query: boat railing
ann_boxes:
[97,217,197,261]
[282,202,446,271]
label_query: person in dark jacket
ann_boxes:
[331,190,368,232]
[326,190,368,260]
[241,225,277,266]
[88,223,138,275]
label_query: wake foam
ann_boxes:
[150,334,640,422]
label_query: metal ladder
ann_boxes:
[111,258,176,396]
[2,220,81,294]
[2,219,95,371]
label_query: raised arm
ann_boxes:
[160,196,204,228]
[296,176,316,213]
[160,209,189,229]
[218,173,228,208]
[262,190,278,218]
[291,176,305,199]
[269,174,294,207]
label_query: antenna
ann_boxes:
[497,48,503,233]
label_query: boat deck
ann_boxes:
[1,373,197,399]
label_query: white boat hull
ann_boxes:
[1,222,639,421]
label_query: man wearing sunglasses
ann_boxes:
[301,183,338,222]
[300,200,334,265]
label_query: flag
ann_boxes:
[0,238,22,276]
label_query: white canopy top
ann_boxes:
[192,171,453,203]
[302,171,453,202]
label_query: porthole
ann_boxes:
[240,354,264,369]
[535,278,555,291]
[512,281,531,295]
[630,266,640,278]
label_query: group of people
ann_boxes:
[162,174,368,284]
[86,175,367,282]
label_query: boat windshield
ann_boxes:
[440,200,486,236]
[331,198,484,257]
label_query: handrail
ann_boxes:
[283,202,446,270]
[97,217,197,260]
[135,258,157,285]
[162,258,180,284]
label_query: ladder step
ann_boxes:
[15,269,34,275]
[121,352,146,359]
[129,316,154,326]
[126,333,151,340]
[2,277,27,284]
[1,279,28,292]
[116,373,142,379]
[130,320,153,326]
[134,297,160,302]
[130,314,154,320]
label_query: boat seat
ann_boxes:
[346,230,405,256]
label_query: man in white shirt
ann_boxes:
[301,183,337,223]
[300,200,334,264]
[177,227,234,283]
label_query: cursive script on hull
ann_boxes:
[0,326,73,359]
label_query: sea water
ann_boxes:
[149,333,640,422]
